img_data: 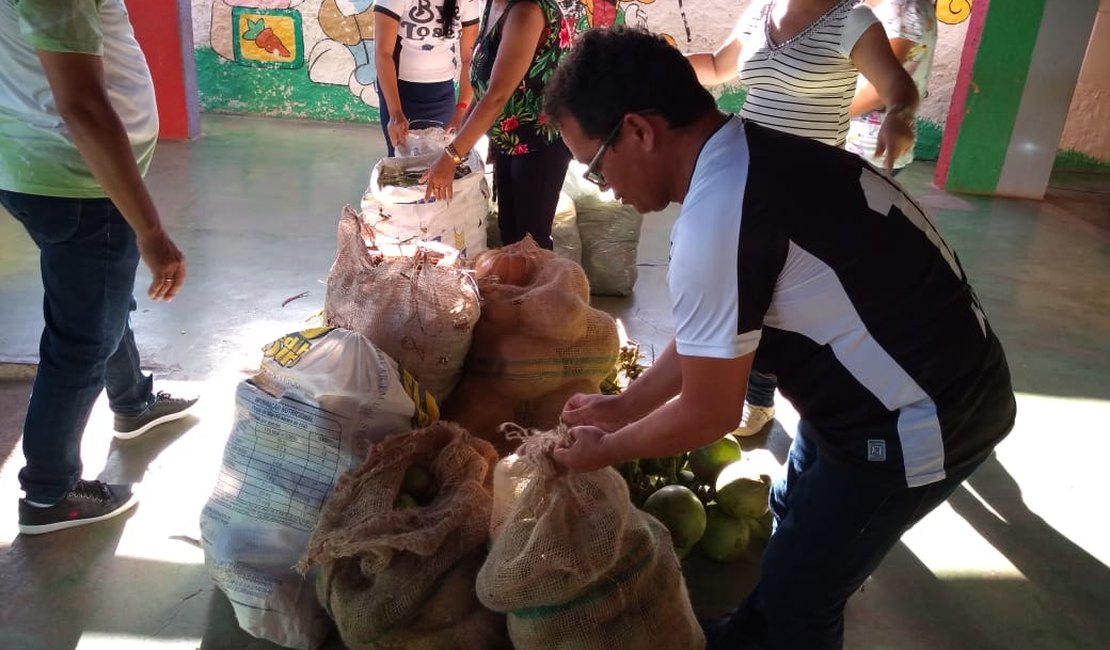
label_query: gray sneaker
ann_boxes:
[18,479,137,535]
[113,391,198,440]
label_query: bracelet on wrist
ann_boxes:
[444,142,465,165]
[456,101,469,110]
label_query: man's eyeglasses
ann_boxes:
[582,119,624,187]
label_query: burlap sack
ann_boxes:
[326,206,480,404]
[476,426,705,650]
[443,238,618,453]
[299,422,509,650]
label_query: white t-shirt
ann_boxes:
[373,0,480,83]
[0,0,158,198]
[846,0,937,169]
[737,0,878,146]
[670,116,1015,488]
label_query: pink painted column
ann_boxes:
[130,0,201,141]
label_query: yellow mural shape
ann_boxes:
[239,13,298,62]
[937,0,972,25]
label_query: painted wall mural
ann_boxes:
[191,0,1105,166]
[193,0,740,122]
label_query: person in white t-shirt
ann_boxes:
[847,0,938,172]
[687,0,920,440]
[373,0,480,156]
[1,1,197,535]
[544,28,1015,650]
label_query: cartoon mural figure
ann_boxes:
[309,0,379,107]
[573,0,680,45]
[937,0,972,24]
[577,0,651,30]
[210,0,306,67]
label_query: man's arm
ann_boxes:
[556,351,752,471]
[37,50,185,301]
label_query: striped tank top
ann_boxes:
[738,0,877,146]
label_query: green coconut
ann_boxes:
[687,436,742,484]
[697,505,751,562]
[715,462,771,519]
[642,484,708,550]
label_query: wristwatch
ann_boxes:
[444,142,465,165]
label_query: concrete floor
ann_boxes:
[0,114,1108,649]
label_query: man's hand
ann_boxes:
[553,425,614,472]
[139,230,186,301]
[561,392,631,432]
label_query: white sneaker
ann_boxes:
[731,404,775,437]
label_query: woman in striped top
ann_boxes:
[687,0,919,439]
[688,0,918,168]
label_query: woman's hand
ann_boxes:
[388,113,410,151]
[421,151,457,201]
[875,106,915,172]
[445,104,468,133]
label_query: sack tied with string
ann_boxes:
[442,236,619,455]
[299,421,510,650]
[475,425,705,649]
[326,206,481,405]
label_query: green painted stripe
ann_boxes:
[946,0,1046,193]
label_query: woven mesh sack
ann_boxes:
[299,422,509,650]
[476,426,705,649]
[326,206,480,404]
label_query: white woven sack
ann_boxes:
[200,327,419,650]
[362,149,489,257]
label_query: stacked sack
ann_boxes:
[299,422,511,650]
[476,425,705,649]
[200,327,432,650]
[443,236,619,455]
[563,161,643,297]
[326,206,481,405]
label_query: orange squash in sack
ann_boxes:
[474,248,535,286]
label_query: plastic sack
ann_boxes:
[563,162,642,296]
[200,327,432,650]
[395,125,452,158]
[362,149,488,257]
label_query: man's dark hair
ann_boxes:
[544,27,718,139]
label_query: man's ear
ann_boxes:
[624,112,657,153]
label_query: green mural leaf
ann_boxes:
[243,18,265,41]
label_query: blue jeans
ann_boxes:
[377,79,456,157]
[721,422,988,649]
[2,191,153,503]
[746,370,776,407]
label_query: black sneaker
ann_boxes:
[113,391,198,440]
[18,479,138,535]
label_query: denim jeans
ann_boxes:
[746,370,777,407]
[722,422,988,649]
[2,190,153,503]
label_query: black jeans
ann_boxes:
[491,139,572,250]
[1,190,153,503]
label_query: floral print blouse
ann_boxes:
[471,0,575,155]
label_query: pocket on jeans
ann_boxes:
[0,191,83,245]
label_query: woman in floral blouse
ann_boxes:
[422,0,576,249]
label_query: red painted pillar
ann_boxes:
[129,0,201,141]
